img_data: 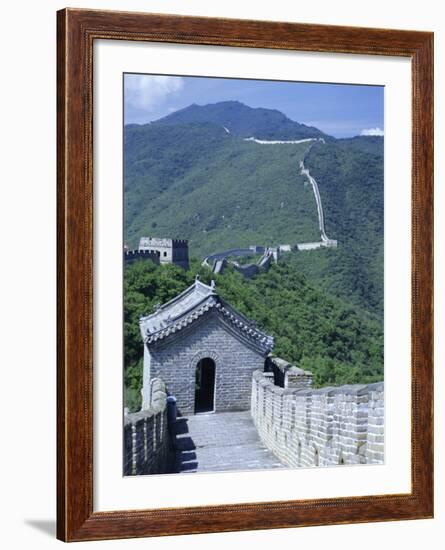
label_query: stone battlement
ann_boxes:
[139,236,189,270]
[124,378,173,475]
[251,371,384,467]
[171,239,189,247]
[124,249,160,265]
[139,237,188,247]
[266,356,313,389]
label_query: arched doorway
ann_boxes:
[194,358,216,413]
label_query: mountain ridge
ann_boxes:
[151,100,330,141]
[124,100,384,317]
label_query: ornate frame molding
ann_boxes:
[57,8,433,542]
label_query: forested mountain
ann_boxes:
[293,136,384,316]
[123,102,385,409]
[124,122,320,253]
[155,100,328,140]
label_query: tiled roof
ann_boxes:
[140,280,274,353]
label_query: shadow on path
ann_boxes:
[169,411,285,474]
[170,417,199,472]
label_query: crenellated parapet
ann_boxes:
[139,236,189,270]
[251,371,384,467]
[124,249,160,265]
[266,356,313,389]
[124,378,174,475]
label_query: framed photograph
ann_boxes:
[57,8,433,542]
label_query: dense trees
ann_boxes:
[301,137,384,316]
[124,258,383,411]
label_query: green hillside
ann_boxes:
[124,101,384,319]
[156,100,329,140]
[124,122,320,255]
[124,259,383,411]
[293,136,384,316]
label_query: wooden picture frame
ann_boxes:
[57,8,434,542]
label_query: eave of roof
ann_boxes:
[140,281,274,354]
[140,280,215,334]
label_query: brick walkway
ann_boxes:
[171,411,285,473]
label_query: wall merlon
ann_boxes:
[251,371,384,468]
[124,249,161,265]
[124,378,173,476]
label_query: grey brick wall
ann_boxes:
[251,371,384,467]
[267,356,313,388]
[124,249,160,265]
[124,378,173,476]
[148,313,267,415]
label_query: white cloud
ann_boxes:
[124,74,184,113]
[360,127,384,136]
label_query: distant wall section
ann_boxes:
[139,237,189,270]
[124,249,160,265]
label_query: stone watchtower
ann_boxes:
[139,237,189,270]
[123,248,160,265]
[139,279,274,415]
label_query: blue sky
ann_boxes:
[124,73,384,138]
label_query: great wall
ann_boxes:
[123,137,383,476]
[251,371,384,468]
[201,137,337,276]
[202,245,278,277]
[125,139,336,274]
[243,136,337,250]
[124,359,384,475]
[124,278,384,475]
[124,378,173,476]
